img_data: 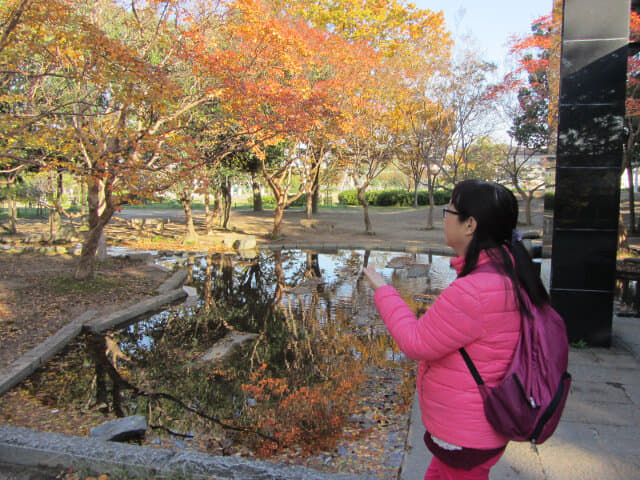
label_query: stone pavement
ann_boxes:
[400,314,640,480]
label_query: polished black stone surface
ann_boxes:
[560,42,628,105]
[553,167,621,230]
[551,0,629,347]
[550,289,613,346]
[556,105,625,157]
[550,230,618,291]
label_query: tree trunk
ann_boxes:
[96,179,107,261]
[213,194,221,227]
[48,170,62,237]
[180,190,199,244]
[413,175,420,208]
[357,187,374,235]
[74,178,114,280]
[628,167,636,234]
[525,194,533,226]
[52,171,63,234]
[204,190,214,235]
[7,190,17,234]
[425,177,435,230]
[252,173,262,212]
[619,211,629,251]
[305,188,313,219]
[272,203,285,238]
[80,180,87,218]
[311,169,320,214]
[221,178,231,229]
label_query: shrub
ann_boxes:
[337,189,376,205]
[374,189,411,206]
[339,188,451,206]
[431,189,452,205]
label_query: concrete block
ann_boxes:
[87,289,187,333]
[157,269,188,293]
[0,425,370,480]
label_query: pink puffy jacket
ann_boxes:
[373,250,521,449]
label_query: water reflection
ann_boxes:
[20,249,457,457]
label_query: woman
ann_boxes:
[363,180,550,480]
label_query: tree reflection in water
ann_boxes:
[20,249,457,457]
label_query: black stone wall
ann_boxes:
[551,0,630,346]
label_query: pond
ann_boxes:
[2,248,458,474]
[2,248,637,475]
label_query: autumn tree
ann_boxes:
[399,97,452,227]
[624,11,640,232]
[287,0,452,234]
[498,13,557,225]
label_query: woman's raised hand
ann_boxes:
[362,267,387,291]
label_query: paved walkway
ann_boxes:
[400,314,640,480]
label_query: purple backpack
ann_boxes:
[459,292,571,445]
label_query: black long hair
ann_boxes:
[450,179,549,318]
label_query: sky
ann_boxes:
[412,0,553,73]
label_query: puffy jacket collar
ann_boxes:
[450,249,496,275]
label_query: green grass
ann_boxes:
[45,274,119,295]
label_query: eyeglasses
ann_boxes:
[442,208,461,219]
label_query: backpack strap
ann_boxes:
[459,347,485,386]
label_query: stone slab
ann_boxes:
[0,425,370,480]
[0,310,97,396]
[86,289,187,333]
[568,380,631,404]
[199,332,259,362]
[568,363,640,385]
[157,269,189,293]
[561,397,640,426]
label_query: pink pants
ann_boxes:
[424,452,503,480]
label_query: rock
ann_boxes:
[89,415,147,442]
[222,235,236,248]
[143,218,166,233]
[53,224,79,243]
[406,264,430,278]
[299,218,335,232]
[385,256,414,269]
[199,332,259,362]
[130,218,144,231]
[24,233,47,244]
[234,236,256,250]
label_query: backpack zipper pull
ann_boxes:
[529,396,537,408]
[530,440,539,454]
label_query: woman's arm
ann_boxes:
[371,279,483,362]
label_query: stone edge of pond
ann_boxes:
[260,243,455,256]
[0,425,373,480]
